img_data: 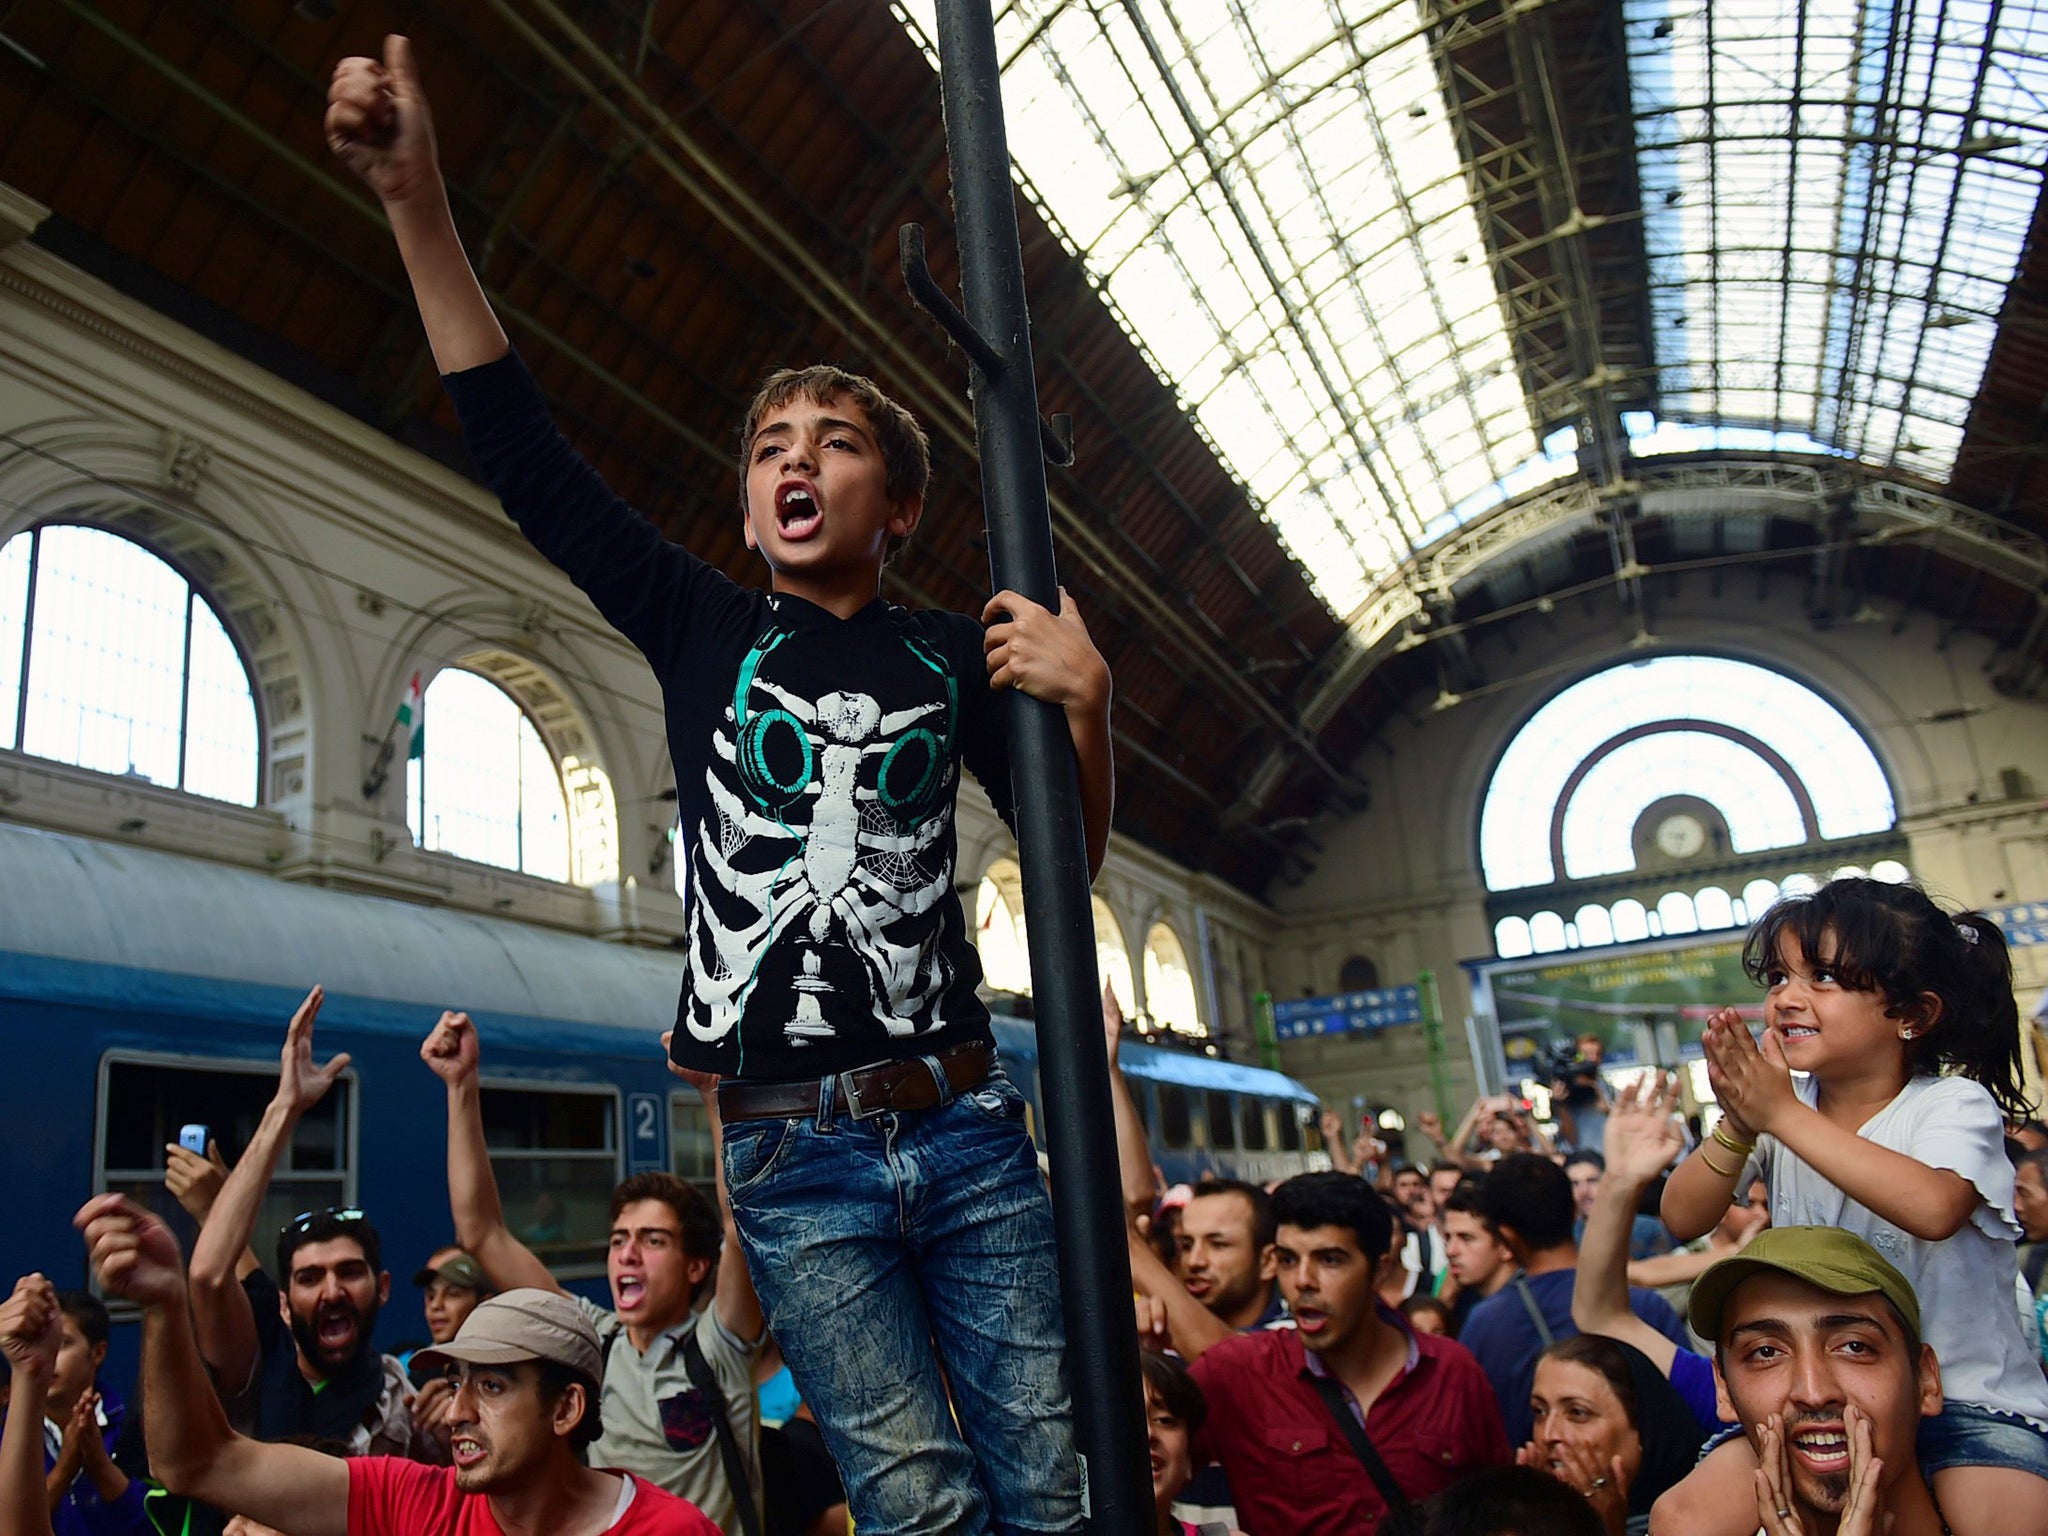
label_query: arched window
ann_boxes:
[407,668,570,881]
[1479,656,1894,891]
[1338,955,1381,992]
[975,858,1031,994]
[1144,922,1203,1035]
[1093,896,1135,1014]
[0,524,258,804]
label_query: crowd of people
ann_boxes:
[7,30,2048,1536]
[10,868,2048,1536]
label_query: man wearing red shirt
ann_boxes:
[1133,1172,1508,1534]
[74,1195,718,1536]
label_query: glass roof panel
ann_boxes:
[894,0,1548,614]
[1627,0,2048,476]
[895,0,2048,626]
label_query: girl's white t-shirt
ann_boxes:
[1748,1073,2048,1428]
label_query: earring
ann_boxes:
[1898,1026,1914,1040]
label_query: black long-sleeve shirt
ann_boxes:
[444,353,1011,1079]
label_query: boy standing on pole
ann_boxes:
[327,34,1111,1535]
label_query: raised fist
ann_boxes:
[0,1273,62,1382]
[326,34,442,206]
[422,1010,481,1087]
[75,1195,187,1308]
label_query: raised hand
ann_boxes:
[421,1010,481,1089]
[1134,1292,1172,1354]
[164,1138,229,1221]
[1416,1109,1445,1144]
[325,34,442,207]
[273,986,349,1117]
[1604,1071,1685,1183]
[1102,982,1126,1069]
[1705,1012,1796,1139]
[75,1195,186,1309]
[62,1389,102,1453]
[0,1272,62,1381]
[411,1375,457,1457]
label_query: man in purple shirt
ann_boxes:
[1132,1172,1507,1534]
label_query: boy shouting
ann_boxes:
[328,34,1111,1536]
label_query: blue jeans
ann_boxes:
[721,1061,1082,1536]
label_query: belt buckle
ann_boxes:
[840,1067,886,1120]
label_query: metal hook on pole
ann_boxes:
[900,224,1075,468]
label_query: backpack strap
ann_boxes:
[1304,1372,1413,1517]
[679,1329,763,1536]
[602,1322,761,1536]
[1512,1275,1556,1348]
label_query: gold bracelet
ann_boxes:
[1711,1125,1755,1158]
[1700,1148,1740,1179]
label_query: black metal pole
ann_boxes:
[922,2,1152,1530]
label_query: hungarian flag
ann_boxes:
[395,671,424,760]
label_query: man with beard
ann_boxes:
[187,988,426,1458]
[1131,1172,1507,1533]
[425,1010,765,1536]
[1668,1227,1947,1536]
[1179,1182,1285,1332]
[71,1196,719,1536]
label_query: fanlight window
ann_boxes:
[976,858,1032,994]
[1145,922,1203,1036]
[0,524,258,804]
[1094,895,1135,1015]
[1480,656,1894,892]
[407,668,570,882]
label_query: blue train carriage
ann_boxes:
[0,821,703,1390]
[0,820,1328,1392]
[983,995,1330,1188]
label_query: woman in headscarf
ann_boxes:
[1517,1334,1706,1536]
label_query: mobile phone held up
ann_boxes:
[178,1123,210,1155]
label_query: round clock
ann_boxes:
[1654,812,1707,859]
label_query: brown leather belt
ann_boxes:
[716,1041,993,1123]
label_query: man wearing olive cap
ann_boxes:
[73,1195,720,1536]
[1652,1226,1948,1536]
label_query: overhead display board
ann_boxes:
[1464,931,1762,1086]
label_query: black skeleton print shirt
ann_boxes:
[446,352,1013,1080]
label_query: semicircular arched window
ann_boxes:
[1479,655,1895,892]
[0,524,259,804]
[407,667,571,881]
[975,857,1031,995]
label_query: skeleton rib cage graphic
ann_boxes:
[684,622,967,1048]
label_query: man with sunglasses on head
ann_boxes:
[186,988,430,1459]
[73,1197,720,1536]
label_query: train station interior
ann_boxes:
[2,0,2046,1146]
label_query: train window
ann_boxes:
[479,1084,619,1274]
[1206,1091,1237,1152]
[1302,1108,1325,1155]
[670,1094,716,1200]
[98,1056,354,1266]
[1239,1096,1269,1151]
[1276,1101,1303,1152]
[1157,1083,1192,1150]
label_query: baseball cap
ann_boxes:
[413,1288,604,1382]
[1687,1226,1920,1345]
[412,1252,491,1291]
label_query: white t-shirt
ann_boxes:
[1747,1073,2048,1427]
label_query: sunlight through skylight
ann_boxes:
[1627,0,2048,475]
[893,0,1545,615]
